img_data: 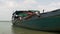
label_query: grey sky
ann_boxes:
[0,0,60,21]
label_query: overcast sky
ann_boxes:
[0,0,60,21]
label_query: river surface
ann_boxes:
[0,22,59,34]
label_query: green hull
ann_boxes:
[12,9,60,31]
[12,15,60,31]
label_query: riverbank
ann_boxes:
[0,21,11,22]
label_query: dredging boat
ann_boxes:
[12,9,60,31]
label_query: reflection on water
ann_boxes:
[0,22,59,34]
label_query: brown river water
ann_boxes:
[0,22,60,34]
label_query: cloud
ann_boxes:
[49,2,60,7]
[0,0,60,21]
[23,0,37,4]
[37,2,60,12]
[0,0,15,21]
[15,0,38,10]
[0,0,38,20]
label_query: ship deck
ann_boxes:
[40,9,60,18]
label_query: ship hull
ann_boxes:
[12,15,60,31]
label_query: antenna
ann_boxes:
[43,9,44,13]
